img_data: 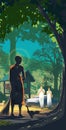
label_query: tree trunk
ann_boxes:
[44,31,66,116]
[61,30,66,112]
[54,74,58,90]
[36,1,66,116]
[53,73,59,100]
[27,82,31,98]
[10,38,16,65]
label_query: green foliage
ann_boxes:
[0,92,8,102]
[0,120,11,126]
[0,0,66,40]
[0,0,50,39]
[0,49,9,72]
[33,40,64,91]
[43,0,66,26]
[52,89,60,101]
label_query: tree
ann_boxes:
[33,41,64,91]
[0,47,9,72]
[30,0,66,117]
[0,0,66,53]
[0,0,66,126]
[0,0,65,61]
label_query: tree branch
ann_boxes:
[35,0,62,47]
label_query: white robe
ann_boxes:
[47,91,52,107]
[38,89,45,108]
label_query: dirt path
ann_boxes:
[0,104,56,130]
[0,104,52,116]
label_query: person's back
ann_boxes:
[10,56,25,117]
[10,64,24,89]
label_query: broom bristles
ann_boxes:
[0,99,10,115]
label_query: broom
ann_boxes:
[0,76,25,116]
[0,97,10,115]
[21,77,25,105]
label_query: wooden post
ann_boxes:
[27,82,31,98]
[3,81,5,95]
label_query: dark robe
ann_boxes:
[10,64,25,106]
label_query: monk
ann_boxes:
[10,56,25,117]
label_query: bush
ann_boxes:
[0,92,8,102]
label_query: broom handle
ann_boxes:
[20,77,25,103]
[22,79,24,102]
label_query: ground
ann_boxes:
[0,103,53,116]
[0,103,58,130]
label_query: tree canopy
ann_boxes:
[0,0,65,38]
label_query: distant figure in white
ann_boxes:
[38,86,45,108]
[47,87,53,108]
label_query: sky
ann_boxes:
[16,38,41,58]
[0,38,41,58]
